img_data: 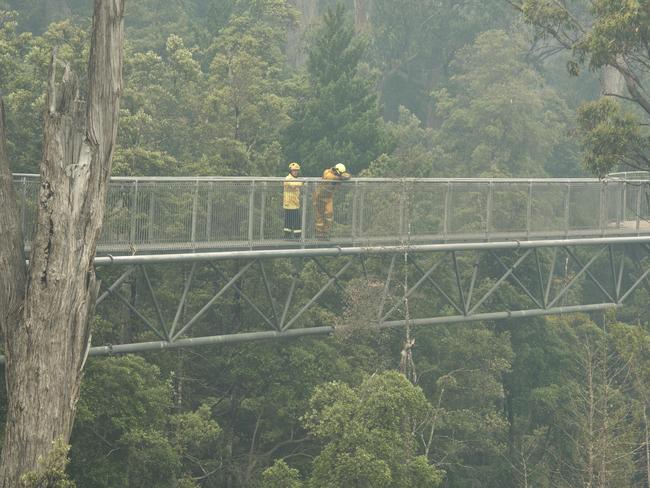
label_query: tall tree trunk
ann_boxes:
[644,405,650,488]
[0,1,125,485]
[286,0,318,68]
[0,102,28,391]
[353,0,370,33]
[600,64,625,97]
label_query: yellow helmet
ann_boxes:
[289,162,301,170]
[334,163,346,174]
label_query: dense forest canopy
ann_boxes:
[2,1,650,487]
[1,0,605,179]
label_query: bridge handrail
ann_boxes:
[12,173,650,253]
[14,173,650,183]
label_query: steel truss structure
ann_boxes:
[87,236,650,357]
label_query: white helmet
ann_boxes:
[334,163,346,174]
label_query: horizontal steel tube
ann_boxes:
[380,302,619,328]
[93,236,650,265]
[88,326,335,356]
[0,303,619,363]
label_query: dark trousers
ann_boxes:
[284,208,302,238]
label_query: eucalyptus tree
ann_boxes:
[303,371,444,487]
[0,0,124,485]
[115,33,204,176]
[69,356,222,488]
[432,30,574,177]
[508,0,650,174]
[283,2,391,176]
[261,459,303,488]
[0,12,89,174]
[368,0,514,123]
[206,0,298,176]
[414,323,513,487]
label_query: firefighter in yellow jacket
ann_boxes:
[283,162,303,238]
[313,163,351,239]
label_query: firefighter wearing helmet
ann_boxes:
[313,163,351,239]
[283,162,303,238]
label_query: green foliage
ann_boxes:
[261,459,303,488]
[413,323,512,486]
[124,0,199,54]
[577,97,649,176]
[303,371,444,487]
[432,30,574,176]
[6,2,650,487]
[364,106,442,177]
[515,0,650,172]
[20,438,76,488]
[121,429,180,488]
[113,1,299,178]
[284,2,391,175]
[70,356,173,487]
[70,356,222,487]
[369,0,513,121]
[205,2,297,175]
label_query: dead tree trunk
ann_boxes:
[0,0,124,485]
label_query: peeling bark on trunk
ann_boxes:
[0,0,124,485]
[0,101,28,369]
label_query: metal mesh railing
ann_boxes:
[13,175,650,253]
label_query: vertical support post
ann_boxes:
[248,180,255,248]
[564,183,571,237]
[300,180,308,247]
[358,184,365,242]
[399,179,406,239]
[443,181,452,240]
[486,181,493,239]
[526,181,533,239]
[147,188,154,242]
[636,184,642,233]
[352,180,359,243]
[619,181,625,228]
[191,180,199,244]
[206,181,213,242]
[259,181,266,241]
[130,180,138,245]
[599,180,606,236]
[20,176,27,237]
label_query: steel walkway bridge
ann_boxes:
[12,174,650,357]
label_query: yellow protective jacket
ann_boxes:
[314,167,351,201]
[283,173,303,209]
